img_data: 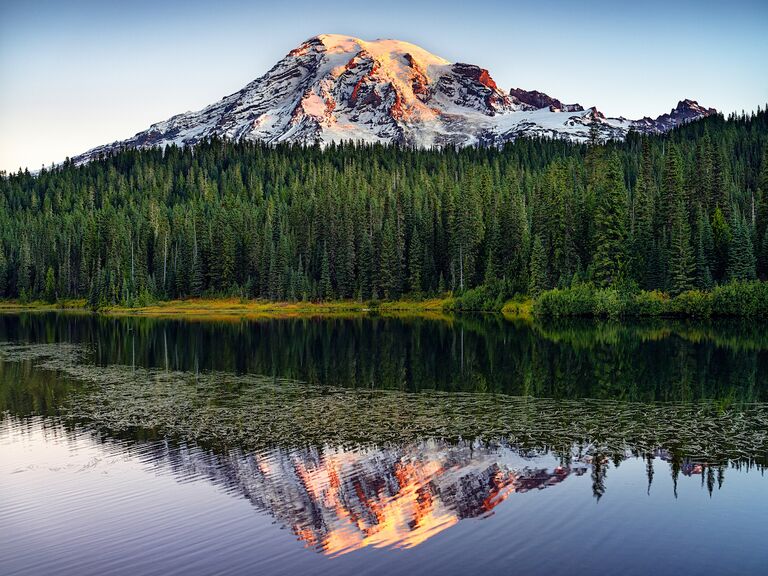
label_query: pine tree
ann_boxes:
[633,141,656,288]
[727,212,756,281]
[760,232,768,283]
[379,213,402,300]
[712,147,730,217]
[0,246,7,297]
[711,207,731,283]
[592,154,628,287]
[17,235,32,298]
[529,235,547,297]
[756,147,768,278]
[191,253,204,297]
[694,208,713,289]
[44,266,56,303]
[0,116,766,304]
[319,242,333,301]
[696,129,714,211]
[407,225,423,295]
[452,176,484,291]
[359,231,373,300]
[668,196,694,295]
[661,145,685,233]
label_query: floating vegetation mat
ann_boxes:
[1,342,767,465]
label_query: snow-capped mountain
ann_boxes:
[75,34,716,162]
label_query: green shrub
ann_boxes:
[593,288,628,318]
[671,290,712,317]
[630,290,669,316]
[711,281,768,317]
[534,281,768,318]
[534,285,596,317]
[450,280,512,312]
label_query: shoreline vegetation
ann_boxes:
[1,279,766,320]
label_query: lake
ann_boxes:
[1,312,767,575]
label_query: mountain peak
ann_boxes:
[306,34,452,67]
[72,36,716,163]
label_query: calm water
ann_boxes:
[1,313,767,575]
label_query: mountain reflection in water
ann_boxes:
[2,313,768,574]
[127,439,741,555]
[0,415,738,558]
[221,441,585,555]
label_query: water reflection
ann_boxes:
[2,341,767,469]
[226,440,585,555]
[1,414,747,559]
[2,308,768,571]
[1,313,767,402]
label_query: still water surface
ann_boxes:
[1,313,767,575]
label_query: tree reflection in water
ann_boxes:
[1,312,767,554]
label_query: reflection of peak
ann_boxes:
[148,438,589,556]
[251,442,591,555]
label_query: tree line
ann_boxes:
[0,108,767,307]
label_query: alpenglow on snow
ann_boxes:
[75,34,716,163]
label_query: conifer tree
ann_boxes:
[593,154,628,287]
[668,196,694,295]
[452,177,484,291]
[694,208,714,289]
[319,242,332,301]
[379,213,402,300]
[727,212,756,281]
[359,231,373,300]
[712,148,730,216]
[633,141,656,289]
[756,147,768,278]
[696,129,714,211]
[711,207,731,282]
[407,225,423,295]
[0,246,7,297]
[661,145,685,233]
[44,266,56,303]
[529,235,547,297]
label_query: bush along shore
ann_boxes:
[530,280,768,318]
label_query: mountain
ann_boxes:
[75,34,716,163]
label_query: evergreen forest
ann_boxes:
[1,109,767,311]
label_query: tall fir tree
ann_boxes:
[592,154,629,287]
[694,207,714,289]
[727,212,756,281]
[711,207,731,283]
[755,147,768,279]
[668,195,694,295]
[528,235,548,297]
[0,245,7,297]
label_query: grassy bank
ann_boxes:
[0,297,454,320]
[0,299,88,312]
[104,297,454,320]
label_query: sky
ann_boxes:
[1,0,766,172]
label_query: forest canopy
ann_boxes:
[1,108,767,309]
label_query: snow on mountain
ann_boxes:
[74,34,717,163]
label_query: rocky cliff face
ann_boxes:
[74,34,717,163]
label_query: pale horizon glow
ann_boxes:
[1,0,766,172]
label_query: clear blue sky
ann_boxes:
[1,0,766,171]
